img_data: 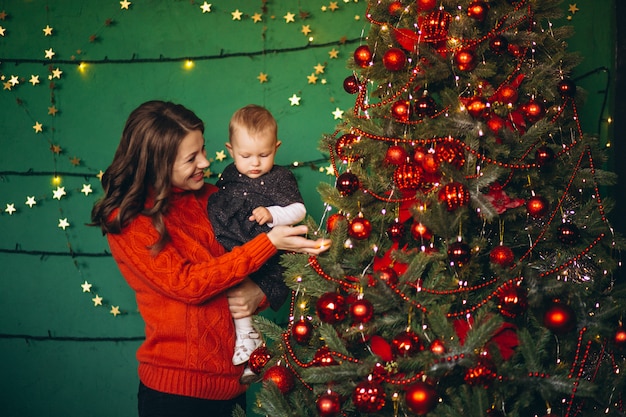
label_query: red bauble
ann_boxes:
[416,0,437,11]
[385,144,408,166]
[316,292,347,324]
[352,380,386,413]
[335,133,360,163]
[313,346,339,366]
[421,153,439,174]
[316,391,342,417]
[392,99,411,121]
[526,195,549,218]
[447,241,471,266]
[336,172,360,196]
[421,10,452,43]
[383,47,407,71]
[496,282,528,318]
[349,217,372,240]
[405,381,438,415]
[411,222,433,241]
[489,245,514,267]
[543,302,576,334]
[497,84,519,104]
[435,142,466,168]
[438,182,470,211]
[350,298,374,323]
[414,95,437,117]
[386,222,405,242]
[467,1,489,21]
[377,267,399,286]
[263,365,295,393]
[557,223,580,245]
[291,318,314,345]
[613,326,626,350]
[248,345,272,374]
[391,330,421,357]
[466,97,489,118]
[522,99,546,123]
[388,1,404,16]
[343,75,360,94]
[535,146,555,166]
[394,162,422,191]
[429,339,446,355]
[326,213,345,233]
[464,358,497,387]
[354,45,372,68]
[489,35,509,54]
[455,49,476,71]
[412,146,428,165]
[486,114,506,134]
[558,79,577,97]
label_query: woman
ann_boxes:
[91,100,330,417]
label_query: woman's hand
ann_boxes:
[227,278,265,319]
[267,225,331,254]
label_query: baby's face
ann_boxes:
[227,127,281,179]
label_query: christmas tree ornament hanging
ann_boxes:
[343,75,360,94]
[354,45,372,68]
[543,301,576,334]
[411,222,433,241]
[386,221,405,242]
[336,172,360,196]
[489,244,515,267]
[438,182,470,211]
[263,364,295,394]
[392,99,412,121]
[521,99,546,123]
[557,79,577,98]
[388,1,404,16]
[495,84,519,104]
[377,266,399,286]
[416,0,437,12]
[421,9,452,42]
[348,216,372,240]
[467,1,489,21]
[352,380,386,413]
[350,298,374,324]
[464,358,497,387]
[557,223,580,245]
[291,318,314,345]
[496,281,528,318]
[248,345,272,374]
[429,339,446,355]
[535,146,555,166]
[447,241,471,266]
[526,195,550,218]
[316,292,347,324]
[385,144,408,165]
[316,391,342,417]
[391,330,422,357]
[383,47,407,71]
[326,212,346,233]
[613,326,626,350]
[404,381,438,415]
[466,96,489,118]
[414,94,437,117]
[455,49,477,71]
[394,162,422,191]
[489,35,509,54]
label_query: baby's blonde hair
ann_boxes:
[229,104,277,142]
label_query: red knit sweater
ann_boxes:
[107,183,277,400]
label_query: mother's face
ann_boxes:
[171,130,210,191]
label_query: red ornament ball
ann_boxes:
[313,346,339,367]
[489,35,509,54]
[405,381,438,415]
[394,162,422,191]
[391,330,421,357]
[388,1,404,16]
[291,318,314,345]
[438,182,470,211]
[349,217,372,240]
[392,99,411,121]
[557,223,580,245]
[526,195,550,218]
[496,282,528,318]
[262,365,295,393]
[497,84,519,104]
[455,49,476,71]
[248,345,272,374]
[414,95,437,117]
[543,302,576,334]
[466,97,489,118]
[350,298,374,323]
[421,10,452,42]
[447,241,471,266]
[326,213,345,233]
[316,292,347,324]
[416,0,437,11]
[489,245,515,267]
[467,1,489,21]
[535,146,555,166]
[377,267,399,286]
[386,222,405,242]
[486,114,506,134]
[522,99,546,123]
[352,380,386,413]
[336,172,360,196]
[316,391,342,417]
[385,144,408,165]
[558,79,577,98]
[429,339,446,355]
[354,45,372,68]
[421,153,439,174]
[613,326,626,350]
[411,222,433,241]
[383,47,407,71]
[343,75,360,94]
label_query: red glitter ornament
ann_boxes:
[526,195,550,218]
[543,302,576,334]
[489,245,514,267]
[416,0,437,11]
[353,45,372,68]
[385,144,408,166]
[421,153,439,174]
[377,267,399,286]
[405,381,438,415]
[316,292,347,324]
[388,1,404,16]
[336,172,360,196]
[343,75,360,94]
[391,330,421,357]
[447,241,471,266]
[263,365,295,393]
[522,99,546,123]
[613,326,626,350]
[466,97,489,118]
[383,47,407,71]
[326,213,345,233]
[496,282,528,318]
[467,1,489,21]
[352,380,386,413]
[394,162,422,191]
[291,318,314,345]
[438,182,470,211]
[316,391,342,417]
[392,99,411,121]
[248,345,272,374]
[429,339,446,355]
[335,133,360,163]
[487,114,506,134]
[455,49,476,71]
[350,298,374,324]
[411,222,433,241]
[496,84,519,104]
[349,217,372,240]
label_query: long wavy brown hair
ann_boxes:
[91,100,204,252]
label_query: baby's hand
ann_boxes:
[249,206,273,225]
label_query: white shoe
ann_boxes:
[232,330,262,365]
[240,366,261,384]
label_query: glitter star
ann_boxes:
[251,13,262,23]
[81,184,93,195]
[44,48,55,59]
[301,25,311,35]
[568,4,579,14]
[53,186,66,200]
[2,81,10,91]
[314,63,326,74]
[43,25,53,36]
[81,280,92,292]
[257,72,268,83]
[29,75,40,85]
[215,150,227,161]
[110,306,121,316]
[283,12,295,23]
[5,203,16,215]
[58,218,70,230]
[332,107,344,119]
[200,2,212,13]
[329,2,339,11]
[120,0,131,10]
[307,73,318,84]
[288,94,301,106]
[231,9,243,20]
[25,196,37,208]
[33,122,43,133]
[9,75,19,86]
[92,295,103,306]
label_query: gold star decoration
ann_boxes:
[96,170,104,181]
[332,107,344,119]
[215,150,227,161]
[81,184,93,195]
[0,10,7,20]
[33,122,43,133]
[5,203,16,215]
[307,73,318,84]
[58,218,70,230]
[314,63,326,74]
[25,196,37,208]
[301,25,311,35]
[120,0,131,10]
[29,75,40,85]
[3,81,12,90]
[288,94,301,106]
[81,281,92,292]
[43,25,53,36]
[50,144,62,154]
[200,2,212,13]
[70,156,81,166]
[51,68,63,79]
[325,164,336,175]
[44,48,55,59]
[48,106,59,116]
[283,12,295,23]
[92,295,103,306]
[328,2,339,11]
[53,186,66,200]
[0,26,6,37]
[257,72,268,83]
[9,75,19,86]
[251,12,262,23]
[231,9,243,20]
[568,4,579,14]
[110,306,121,316]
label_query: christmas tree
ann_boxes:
[251,1,626,416]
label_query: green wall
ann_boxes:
[0,1,615,416]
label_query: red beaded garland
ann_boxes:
[313,346,339,367]
[335,133,360,163]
